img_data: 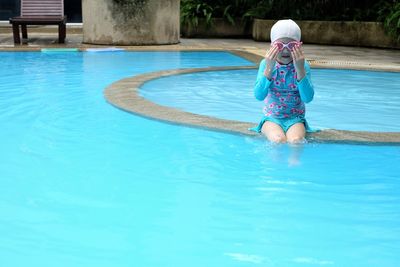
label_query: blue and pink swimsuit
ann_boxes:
[252,60,314,132]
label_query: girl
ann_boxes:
[253,19,314,143]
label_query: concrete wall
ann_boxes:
[252,19,400,49]
[82,0,179,45]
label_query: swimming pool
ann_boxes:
[1,51,399,267]
[141,68,400,132]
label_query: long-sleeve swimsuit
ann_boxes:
[252,59,314,132]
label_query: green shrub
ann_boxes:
[378,0,400,41]
[180,0,400,41]
[181,0,214,28]
[180,0,257,28]
[243,0,383,21]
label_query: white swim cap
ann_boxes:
[270,19,301,42]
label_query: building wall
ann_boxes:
[0,0,82,22]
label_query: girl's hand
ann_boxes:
[291,45,306,81]
[264,44,279,80]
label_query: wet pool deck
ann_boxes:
[1,26,400,144]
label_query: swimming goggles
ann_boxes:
[273,41,302,51]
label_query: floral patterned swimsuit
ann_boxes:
[263,62,305,119]
[252,59,314,133]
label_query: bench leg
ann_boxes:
[21,25,28,39]
[58,23,66,43]
[11,23,21,44]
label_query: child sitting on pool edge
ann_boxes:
[252,19,314,143]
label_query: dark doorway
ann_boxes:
[0,0,19,20]
[65,0,82,22]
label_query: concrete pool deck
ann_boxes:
[1,26,400,144]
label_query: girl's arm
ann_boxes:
[297,61,314,103]
[254,59,273,101]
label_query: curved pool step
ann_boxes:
[104,55,400,145]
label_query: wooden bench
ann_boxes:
[9,0,66,44]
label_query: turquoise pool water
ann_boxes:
[1,52,400,267]
[141,69,400,132]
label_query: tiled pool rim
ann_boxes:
[103,50,400,144]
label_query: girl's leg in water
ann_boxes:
[286,123,306,143]
[286,123,306,166]
[261,121,287,143]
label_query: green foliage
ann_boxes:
[181,0,214,28]
[181,0,257,28]
[180,0,400,41]
[378,0,400,41]
[243,0,384,21]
